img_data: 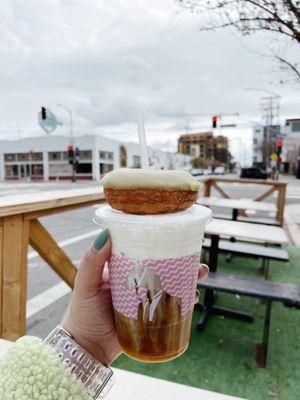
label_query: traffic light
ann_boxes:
[277,140,283,155]
[212,115,218,129]
[67,145,74,164]
[75,147,80,158]
[41,107,47,120]
[276,140,283,164]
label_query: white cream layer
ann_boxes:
[100,168,200,191]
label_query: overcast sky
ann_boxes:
[0,0,299,164]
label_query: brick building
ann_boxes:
[178,132,229,164]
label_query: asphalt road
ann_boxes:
[1,176,300,339]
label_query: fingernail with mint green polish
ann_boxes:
[93,229,109,251]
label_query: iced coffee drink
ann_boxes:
[95,204,212,362]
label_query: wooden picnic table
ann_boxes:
[206,219,289,246]
[197,197,276,221]
[0,188,105,341]
[202,177,286,226]
[198,218,290,330]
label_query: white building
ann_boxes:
[252,124,281,169]
[0,135,192,181]
[252,126,264,167]
[281,118,300,174]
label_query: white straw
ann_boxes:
[136,112,149,169]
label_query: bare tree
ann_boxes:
[177,0,300,81]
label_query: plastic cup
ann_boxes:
[94,204,212,362]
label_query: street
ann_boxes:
[1,177,299,339]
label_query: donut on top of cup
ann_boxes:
[100,168,200,215]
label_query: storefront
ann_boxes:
[0,134,192,181]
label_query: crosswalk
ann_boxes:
[285,186,300,199]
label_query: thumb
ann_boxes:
[74,229,111,297]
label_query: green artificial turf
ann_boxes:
[112,245,300,400]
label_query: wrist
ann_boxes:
[44,326,114,399]
[61,319,116,366]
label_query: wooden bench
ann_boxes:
[212,213,280,227]
[202,238,289,278]
[203,238,288,262]
[199,223,289,329]
[197,273,300,367]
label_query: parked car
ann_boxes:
[214,167,225,175]
[240,167,268,179]
[190,168,204,176]
[203,168,213,175]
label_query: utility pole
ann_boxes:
[260,95,280,170]
[245,88,281,170]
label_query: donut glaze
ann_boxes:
[100,169,200,214]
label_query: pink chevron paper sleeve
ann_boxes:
[109,252,200,320]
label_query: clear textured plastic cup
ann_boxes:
[94,204,212,362]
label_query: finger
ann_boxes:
[74,229,111,297]
[198,263,209,280]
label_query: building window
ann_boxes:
[31,164,44,176]
[17,153,30,161]
[133,155,141,168]
[49,152,62,161]
[4,153,16,162]
[100,163,113,175]
[49,164,72,175]
[76,163,92,173]
[31,152,43,161]
[79,150,92,160]
[292,121,300,132]
[5,165,18,177]
[253,138,258,144]
[99,151,114,160]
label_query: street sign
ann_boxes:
[38,107,62,134]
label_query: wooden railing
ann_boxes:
[202,177,287,226]
[0,188,105,340]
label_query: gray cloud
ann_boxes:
[0,0,299,159]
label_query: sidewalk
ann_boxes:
[285,203,300,245]
[282,176,300,244]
